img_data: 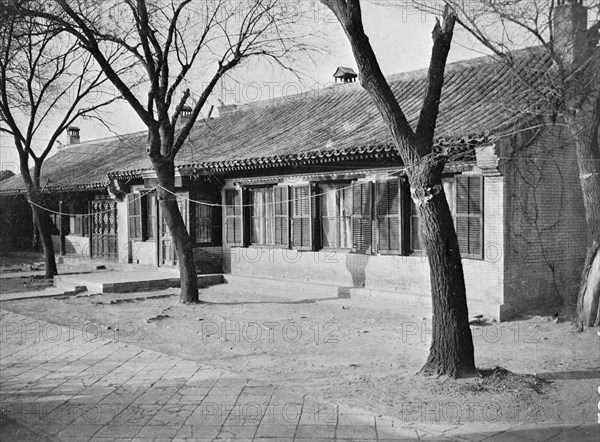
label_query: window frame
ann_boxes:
[408,174,484,260]
[224,188,243,245]
[249,186,276,246]
[290,184,314,251]
[318,182,353,251]
[194,202,213,245]
[376,178,402,255]
[127,192,145,241]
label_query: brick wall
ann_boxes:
[501,125,587,316]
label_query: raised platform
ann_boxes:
[54,270,224,293]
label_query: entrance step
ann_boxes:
[54,271,224,294]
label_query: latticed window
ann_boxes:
[195,203,212,244]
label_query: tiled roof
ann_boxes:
[0,47,549,194]
[0,170,15,182]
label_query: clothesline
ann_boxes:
[25,169,405,216]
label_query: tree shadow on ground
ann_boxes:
[200,297,341,306]
[536,370,600,380]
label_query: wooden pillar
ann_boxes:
[59,200,66,256]
[88,200,93,258]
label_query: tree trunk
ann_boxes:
[29,193,58,278]
[568,101,600,329]
[319,0,474,377]
[410,158,477,378]
[20,164,58,278]
[153,159,199,304]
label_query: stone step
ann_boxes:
[223,274,340,300]
[54,272,224,293]
[224,274,500,319]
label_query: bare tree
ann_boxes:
[319,0,476,378]
[16,0,314,303]
[415,0,600,328]
[0,8,122,277]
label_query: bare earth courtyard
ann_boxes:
[0,254,599,441]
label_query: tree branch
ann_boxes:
[415,4,456,147]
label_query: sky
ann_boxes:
[0,1,490,173]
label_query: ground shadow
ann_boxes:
[345,251,370,288]
[536,370,600,380]
[452,424,598,442]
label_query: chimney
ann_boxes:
[179,105,192,126]
[333,66,358,84]
[67,126,80,145]
[554,0,588,68]
[217,99,237,115]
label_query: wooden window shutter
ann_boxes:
[128,194,143,240]
[291,185,312,250]
[274,185,289,247]
[455,175,483,259]
[376,179,401,253]
[224,189,242,244]
[352,182,372,253]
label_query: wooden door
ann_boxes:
[91,197,118,261]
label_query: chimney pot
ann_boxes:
[554,0,588,67]
[333,66,358,84]
[67,126,80,145]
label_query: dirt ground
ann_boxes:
[0,254,598,427]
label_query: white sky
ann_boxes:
[0,1,489,172]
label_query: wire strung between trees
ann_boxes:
[27,188,155,217]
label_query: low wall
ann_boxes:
[229,247,505,317]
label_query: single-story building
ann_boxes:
[0,47,587,320]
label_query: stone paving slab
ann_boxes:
[1,309,598,442]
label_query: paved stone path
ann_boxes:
[1,309,598,441]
